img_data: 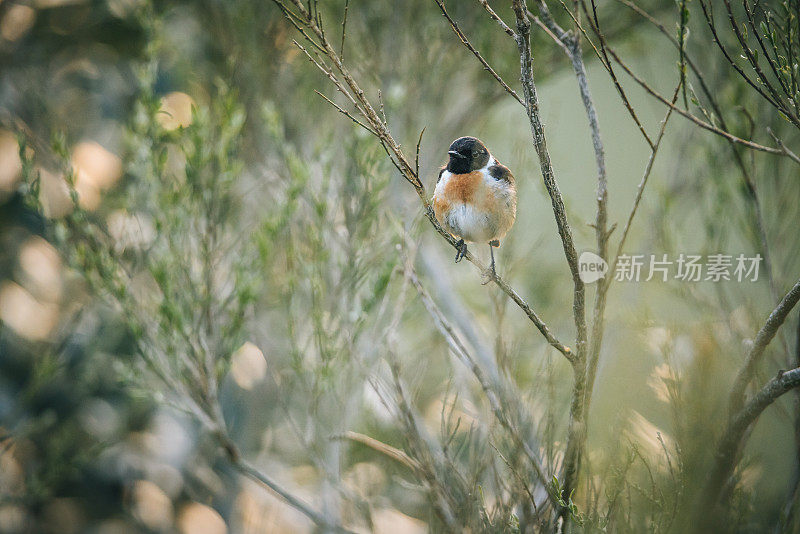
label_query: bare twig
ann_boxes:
[415,126,426,179]
[700,367,800,517]
[339,0,349,61]
[233,455,355,533]
[477,0,516,36]
[511,0,587,520]
[532,0,611,425]
[574,0,655,148]
[768,127,800,165]
[728,277,800,413]
[335,431,422,472]
[314,90,378,136]
[434,0,524,105]
[593,27,797,159]
[584,83,681,417]
[612,84,681,271]
[213,414,354,532]
[576,0,800,162]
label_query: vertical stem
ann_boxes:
[567,32,609,409]
[510,1,588,525]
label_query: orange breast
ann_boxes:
[441,171,483,204]
[433,196,450,223]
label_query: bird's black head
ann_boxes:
[446,136,490,174]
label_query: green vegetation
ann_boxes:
[1,0,800,532]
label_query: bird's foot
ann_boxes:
[482,241,498,284]
[454,239,467,263]
[481,262,497,285]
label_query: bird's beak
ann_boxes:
[448,150,466,159]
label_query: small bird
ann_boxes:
[432,136,517,278]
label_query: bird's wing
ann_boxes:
[488,162,514,184]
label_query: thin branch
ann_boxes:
[335,431,422,472]
[612,84,681,270]
[531,15,571,55]
[600,33,792,157]
[314,90,378,136]
[491,440,540,514]
[700,367,800,515]
[584,82,681,416]
[233,456,355,533]
[768,127,800,165]
[377,90,388,127]
[415,126,426,178]
[498,270,575,358]
[339,0,349,61]
[511,0,587,520]
[477,0,517,36]
[575,0,655,148]
[729,277,800,413]
[578,0,800,161]
[214,422,353,532]
[434,0,524,105]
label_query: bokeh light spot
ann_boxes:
[230,342,267,390]
[1,5,36,42]
[178,503,226,534]
[0,281,58,341]
[158,92,194,130]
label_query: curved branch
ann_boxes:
[701,367,800,515]
[435,0,523,104]
[212,426,354,533]
[574,0,800,162]
[233,457,355,534]
[729,277,800,412]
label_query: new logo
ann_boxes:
[579,251,608,283]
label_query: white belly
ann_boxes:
[441,203,495,243]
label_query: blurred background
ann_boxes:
[1,0,799,532]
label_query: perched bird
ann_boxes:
[432,136,517,277]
